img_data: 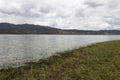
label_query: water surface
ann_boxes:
[0,35,120,68]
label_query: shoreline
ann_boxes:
[0,40,120,80]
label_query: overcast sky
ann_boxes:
[0,0,120,30]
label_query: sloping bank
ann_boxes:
[0,40,120,80]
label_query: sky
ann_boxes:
[0,0,120,30]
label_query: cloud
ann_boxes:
[0,0,120,30]
[84,0,104,8]
[105,16,119,24]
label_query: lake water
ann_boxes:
[0,35,120,68]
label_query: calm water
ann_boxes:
[0,35,120,68]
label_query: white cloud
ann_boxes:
[0,0,120,30]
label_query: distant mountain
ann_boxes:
[0,23,60,34]
[0,23,120,34]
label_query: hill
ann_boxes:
[0,23,120,34]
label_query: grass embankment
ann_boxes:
[0,40,120,80]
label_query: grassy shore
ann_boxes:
[0,40,120,80]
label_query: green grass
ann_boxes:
[0,40,120,80]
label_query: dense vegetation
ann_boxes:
[0,23,120,34]
[0,40,120,80]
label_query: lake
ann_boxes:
[0,35,120,68]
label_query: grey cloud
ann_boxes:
[84,0,103,8]
[0,9,19,15]
[0,9,40,18]
[0,2,41,18]
[0,11,39,19]
[75,9,85,18]
[39,6,51,14]
[104,16,120,26]
[107,0,120,9]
